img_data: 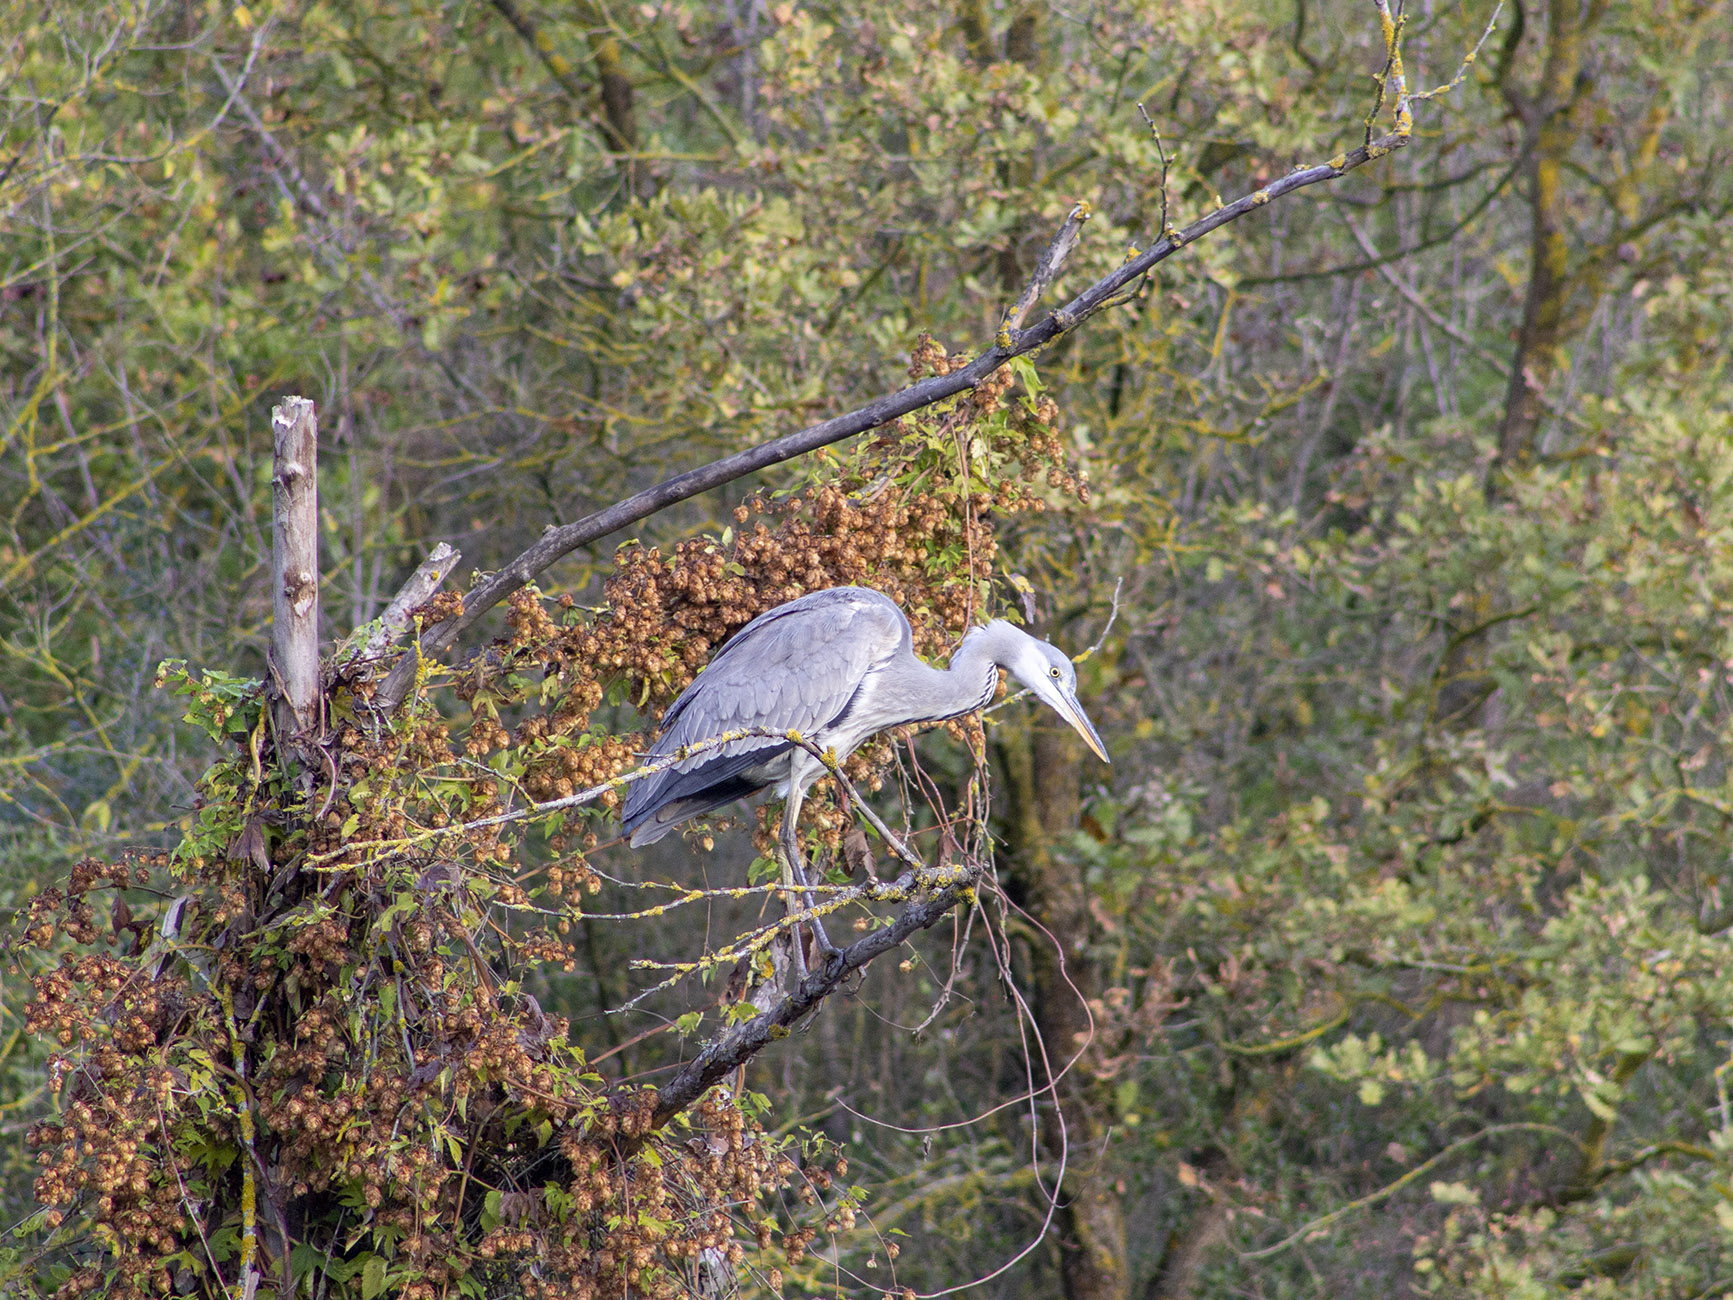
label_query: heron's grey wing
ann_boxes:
[670,589,904,742]
[622,589,906,839]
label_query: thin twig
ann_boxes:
[1135,103,1174,240]
[1407,1,1506,107]
[1237,1122,1580,1260]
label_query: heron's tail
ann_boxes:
[621,739,794,847]
[623,774,773,847]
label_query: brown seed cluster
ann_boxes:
[25,949,207,1298]
[19,865,846,1300]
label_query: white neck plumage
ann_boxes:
[905,620,1030,724]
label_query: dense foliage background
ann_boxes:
[4,0,1732,1296]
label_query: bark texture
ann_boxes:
[1495,0,1607,467]
[270,397,320,746]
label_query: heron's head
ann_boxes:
[980,621,1110,763]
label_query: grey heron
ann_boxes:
[621,586,1109,965]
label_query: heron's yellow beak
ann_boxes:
[1055,688,1110,763]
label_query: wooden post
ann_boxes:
[271,397,320,745]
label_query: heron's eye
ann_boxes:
[1049,666,1062,679]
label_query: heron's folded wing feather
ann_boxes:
[663,592,900,754]
[622,589,905,827]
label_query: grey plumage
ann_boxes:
[621,586,1108,847]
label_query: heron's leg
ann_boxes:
[776,811,808,981]
[778,788,836,972]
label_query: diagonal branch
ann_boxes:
[1002,200,1092,335]
[647,857,978,1128]
[376,21,1418,712]
[334,542,463,676]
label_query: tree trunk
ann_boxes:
[1494,0,1606,469]
[1146,1201,1227,1300]
[997,719,1128,1300]
[490,0,636,164]
[582,12,638,156]
[957,0,993,66]
[1005,4,1042,67]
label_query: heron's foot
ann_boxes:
[804,912,841,965]
[785,911,840,983]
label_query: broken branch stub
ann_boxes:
[334,541,462,677]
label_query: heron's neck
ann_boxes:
[893,622,1019,725]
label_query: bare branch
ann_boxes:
[1135,102,1174,239]
[1001,200,1092,335]
[1339,209,1511,376]
[1407,1,1506,108]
